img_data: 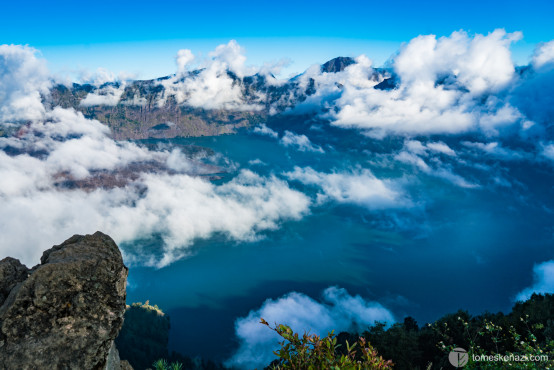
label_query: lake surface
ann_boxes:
[124,123,554,361]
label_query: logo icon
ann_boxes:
[448,347,468,368]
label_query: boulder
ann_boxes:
[0,232,129,370]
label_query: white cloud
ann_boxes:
[462,141,529,161]
[81,67,118,85]
[280,131,324,153]
[327,30,523,137]
[209,40,249,78]
[110,170,311,267]
[176,49,195,73]
[0,48,310,268]
[80,83,125,107]
[510,58,554,128]
[425,142,455,155]
[395,30,520,94]
[516,261,554,301]
[156,40,265,111]
[0,107,153,180]
[396,140,478,188]
[286,167,409,209]
[0,126,311,267]
[253,123,278,138]
[287,55,381,114]
[541,143,554,161]
[532,40,554,70]
[226,287,394,369]
[0,159,311,268]
[0,44,50,123]
[406,140,456,157]
[76,67,139,106]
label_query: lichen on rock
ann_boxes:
[0,231,129,370]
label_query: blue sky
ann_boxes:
[2,0,554,79]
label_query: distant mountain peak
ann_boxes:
[321,57,356,73]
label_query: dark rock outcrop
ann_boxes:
[321,56,356,73]
[0,232,130,370]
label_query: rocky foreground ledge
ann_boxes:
[0,232,132,370]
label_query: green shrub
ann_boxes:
[261,318,393,369]
[434,315,554,369]
[153,358,183,370]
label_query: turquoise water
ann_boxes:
[124,126,554,361]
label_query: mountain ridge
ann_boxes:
[44,57,392,140]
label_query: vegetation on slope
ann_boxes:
[122,294,554,369]
[336,293,554,369]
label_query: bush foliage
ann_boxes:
[121,294,554,369]
[261,318,393,369]
[335,293,554,369]
[153,359,184,370]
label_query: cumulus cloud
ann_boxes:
[0,44,50,123]
[176,49,195,73]
[532,40,554,70]
[158,40,264,110]
[516,261,554,301]
[3,33,554,268]
[209,40,249,78]
[253,123,278,138]
[395,30,520,94]
[226,287,394,369]
[321,30,524,137]
[286,167,409,209]
[252,126,324,152]
[280,131,324,153]
[405,140,456,157]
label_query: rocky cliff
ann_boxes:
[0,232,131,370]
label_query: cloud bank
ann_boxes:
[3,29,554,269]
[327,30,525,137]
[227,287,394,369]
[0,108,311,267]
[0,45,310,268]
[65,30,554,146]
